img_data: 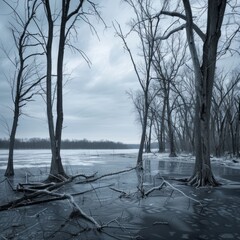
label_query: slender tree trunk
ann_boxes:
[49,0,66,177]
[159,100,166,152]
[236,101,240,156]
[45,0,66,179]
[166,99,177,157]
[137,93,149,169]
[5,35,25,176]
[3,0,42,176]
[4,106,19,176]
[163,78,177,157]
[145,117,153,153]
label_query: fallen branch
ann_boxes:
[163,180,202,206]
[145,181,166,197]
[12,188,101,229]
[17,172,97,193]
[144,178,202,206]
[0,184,113,211]
[64,192,101,229]
[109,187,130,198]
[76,167,136,184]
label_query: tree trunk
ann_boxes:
[166,98,177,157]
[236,101,240,156]
[49,0,67,178]
[183,0,226,186]
[4,106,19,176]
[159,100,166,152]
[145,117,153,153]
[45,0,66,180]
[137,93,149,169]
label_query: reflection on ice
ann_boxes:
[0,149,240,183]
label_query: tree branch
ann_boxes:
[157,10,206,41]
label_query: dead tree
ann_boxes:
[157,0,227,186]
[38,0,101,180]
[183,0,227,186]
[3,0,44,176]
[153,32,186,157]
[211,72,240,157]
[115,0,166,169]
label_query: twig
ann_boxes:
[72,184,114,196]
[17,222,39,236]
[163,179,202,206]
[27,208,48,218]
[5,178,16,191]
[89,183,102,206]
[109,187,128,197]
[145,181,166,196]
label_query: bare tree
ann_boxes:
[151,91,167,153]
[115,0,165,169]
[3,0,44,176]
[154,0,229,186]
[170,68,195,153]
[211,72,240,157]
[39,0,102,180]
[183,0,227,186]
[153,32,186,157]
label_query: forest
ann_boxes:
[0,138,129,149]
[0,0,240,239]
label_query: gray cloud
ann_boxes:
[0,0,140,143]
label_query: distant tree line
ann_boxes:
[0,138,130,150]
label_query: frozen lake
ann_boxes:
[0,149,139,170]
[0,149,240,183]
[0,150,240,239]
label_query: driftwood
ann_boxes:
[31,189,101,229]
[109,174,202,208]
[0,167,139,231]
[0,172,102,229]
[76,167,136,184]
[109,186,130,198]
[0,165,205,240]
[145,181,166,196]
[145,177,202,206]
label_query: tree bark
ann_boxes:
[44,0,66,179]
[49,0,67,177]
[137,92,149,169]
[166,93,177,157]
[159,99,166,152]
[4,106,19,176]
[183,0,227,186]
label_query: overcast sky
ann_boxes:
[0,0,143,144]
[0,1,239,144]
